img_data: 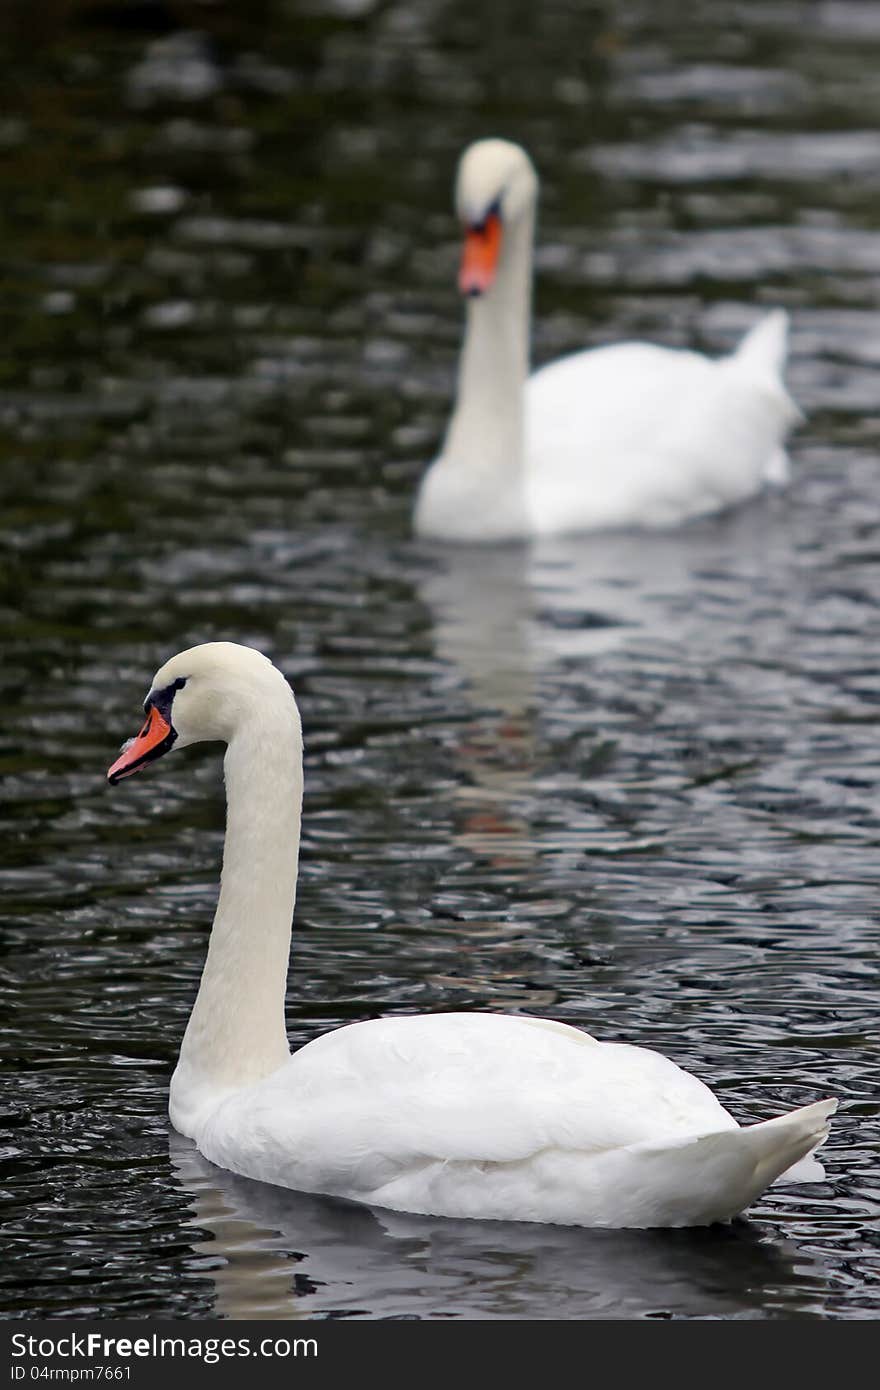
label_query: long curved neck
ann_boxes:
[444,206,534,479]
[175,701,302,1101]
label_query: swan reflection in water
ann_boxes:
[416,505,787,863]
[171,1133,829,1321]
[419,508,788,684]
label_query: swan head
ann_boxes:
[454,139,538,297]
[107,641,297,783]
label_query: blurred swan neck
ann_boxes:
[446,208,534,474]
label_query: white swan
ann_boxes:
[414,139,800,543]
[108,641,835,1228]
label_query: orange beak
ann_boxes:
[107,705,176,784]
[458,212,502,296]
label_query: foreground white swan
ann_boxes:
[414,139,800,542]
[109,642,835,1227]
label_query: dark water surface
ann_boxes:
[2,0,879,1319]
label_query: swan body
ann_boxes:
[108,642,835,1228]
[414,139,799,543]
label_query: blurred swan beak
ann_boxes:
[459,211,502,296]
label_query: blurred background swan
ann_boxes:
[414,139,799,542]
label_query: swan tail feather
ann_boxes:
[733,308,789,377]
[623,1098,837,1227]
[728,308,804,446]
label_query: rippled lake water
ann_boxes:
[2,0,879,1320]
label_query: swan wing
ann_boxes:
[198,1012,734,1194]
[526,320,798,533]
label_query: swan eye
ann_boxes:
[143,675,188,716]
[467,197,500,237]
[467,196,502,236]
